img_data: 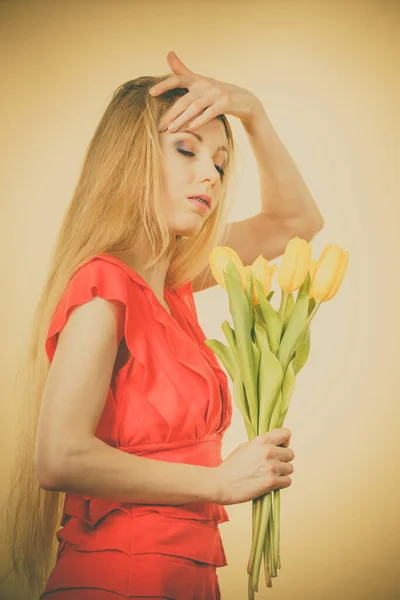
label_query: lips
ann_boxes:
[187,197,210,213]
[187,194,212,209]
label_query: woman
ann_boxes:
[3,51,322,599]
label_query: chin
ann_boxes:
[170,217,204,238]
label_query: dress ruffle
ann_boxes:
[42,546,222,599]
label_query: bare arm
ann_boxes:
[44,436,219,505]
[34,295,219,505]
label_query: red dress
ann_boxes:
[39,254,233,600]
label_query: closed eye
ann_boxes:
[176,148,225,178]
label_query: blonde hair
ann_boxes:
[1,75,236,596]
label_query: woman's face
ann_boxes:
[158,115,229,237]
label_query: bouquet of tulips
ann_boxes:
[205,236,349,598]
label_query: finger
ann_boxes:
[158,94,194,131]
[186,104,222,130]
[281,476,292,488]
[149,74,185,96]
[167,50,193,76]
[276,461,293,476]
[281,463,294,477]
[264,427,291,447]
[167,97,211,132]
[277,447,295,462]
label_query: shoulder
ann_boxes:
[46,256,134,363]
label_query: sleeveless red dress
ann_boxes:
[39,254,233,599]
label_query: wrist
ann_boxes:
[206,466,223,504]
[241,98,266,131]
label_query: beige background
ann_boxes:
[1,1,399,598]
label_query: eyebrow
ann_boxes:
[180,129,229,156]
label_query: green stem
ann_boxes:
[273,490,281,574]
[307,299,321,327]
[248,574,255,600]
[251,493,272,592]
[263,520,272,588]
[247,497,262,574]
[269,499,277,577]
[247,500,256,574]
[278,290,288,324]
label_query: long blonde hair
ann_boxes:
[1,75,236,596]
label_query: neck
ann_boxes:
[113,246,173,302]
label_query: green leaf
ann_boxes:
[277,272,311,373]
[282,292,295,336]
[254,308,270,348]
[278,359,296,426]
[254,278,282,355]
[233,369,256,440]
[224,260,258,428]
[269,388,283,431]
[221,320,239,364]
[244,269,255,332]
[292,326,311,376]
[204,339,236,381]
[308,297,316,317]
[252,340,261,389]
[254,321,283,435]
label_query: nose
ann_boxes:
[196,154,219,187]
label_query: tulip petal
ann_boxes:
[310,245,349,302]
[324,250,349,301]
[291,241,312,291]
[278,237,311,293]
[309,259,317,281]
[250,256,277,306]
[209,246,247,292]
[209,247,227,290]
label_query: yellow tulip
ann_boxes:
[209,246,248,291]
[277,237,312,293]
[309,258,317,281]
[243,265,251,290]
[250,254,278,305]
[309,244,349,302]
